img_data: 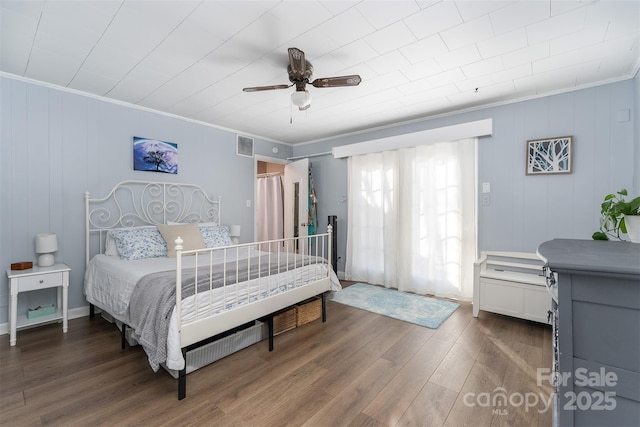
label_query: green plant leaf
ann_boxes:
[618,188,628,196]
[592,231,609,240]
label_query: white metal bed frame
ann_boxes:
[84,180,333,399]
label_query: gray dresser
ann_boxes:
[537,239,640,427]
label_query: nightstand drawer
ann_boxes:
[18,272,63,292]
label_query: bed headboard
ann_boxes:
[85,180,221,265]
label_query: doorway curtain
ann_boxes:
[345,138,476,300]
[257,175,284,251]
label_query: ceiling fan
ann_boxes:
[242,47,362,111]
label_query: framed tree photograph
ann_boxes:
[133,137,178,174]
[526,136,572,175]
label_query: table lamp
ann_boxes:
[230,225,241,245]
[35,233,58,267]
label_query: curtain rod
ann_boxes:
[257,172,283,177]
[286,151,332,161]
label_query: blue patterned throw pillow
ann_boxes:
[108,226,168,260]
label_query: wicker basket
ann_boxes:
[296,298,321,326]
[273,308,297,335]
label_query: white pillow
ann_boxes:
[157,223,206,257]
[105,233,119,257]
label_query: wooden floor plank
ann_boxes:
[0,284,552,427]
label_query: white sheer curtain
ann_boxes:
[345,138,476,300]
[257,175,284,251]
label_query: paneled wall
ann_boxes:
[0,76,292,324]
[294,78,637,274]
[0,75,637,325]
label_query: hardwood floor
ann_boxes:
[0,284,553,426]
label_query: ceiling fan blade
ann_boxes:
[311,75,362,88]
[288,47,306,79]
[243,84,291,92]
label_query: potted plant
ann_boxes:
[592,189,640,242]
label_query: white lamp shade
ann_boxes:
[230,225,241,237]
[291,90,311,108]
[35,233,58,253]
[35,233,58,267]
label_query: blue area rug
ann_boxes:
[331,283,460,329]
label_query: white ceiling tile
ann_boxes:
[404,1,463,40]
[38,0,120,36]
[367,71,412,91]
[356,0,421,29]
[533,34,637,74]
[415,1,442,10]
[577,51,639,85]
[68,68,120,96]
[550,25,608,56]
[550,0,598,17]
[1,3,41,38]
[25,47,83,87]
[447,80,516,105]
[454,0,516,22]
[319,0,359,16]
[500,41,549,69]
[396,77,434,96]
[455,63,531,92]
[318,7,376,47]
[402,83,460,104]
[526,8,587,46]
[440,15,495,50]
[399,35,450,65]
[366,50,413,75]
[489,1,550,35]
[461,56,504,79]
[513,65,581,94]
[426,68,467,88]
[80,44,142,80]
[267,1,333,35]
[32,28,100,62]
[401,58,443,81]
[329,40,380,70]
[477,28,527,58]
[0,34,32,75]
[107,77,164,105]
[435,45,481,70]
[364,21,417,54]
[602,1,640,40]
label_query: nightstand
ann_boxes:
[6,263,70,346]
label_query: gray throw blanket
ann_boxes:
[128,252,327,371]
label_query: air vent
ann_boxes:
[237,135,254,158]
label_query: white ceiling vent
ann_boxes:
[236,135,254,158]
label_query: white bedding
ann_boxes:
[85,249,341,370]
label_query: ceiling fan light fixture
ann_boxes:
[291,89,311,108]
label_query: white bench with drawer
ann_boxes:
[473,251,551,323]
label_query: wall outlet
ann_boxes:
[482,194,491,206]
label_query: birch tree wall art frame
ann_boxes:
[526,136,573,175]
[133,137,178,174]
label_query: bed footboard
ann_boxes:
[174,228,335,400]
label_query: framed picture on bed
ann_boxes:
[133,136,178,174]
[526,136,572,175]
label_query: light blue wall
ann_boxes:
[1,75,637,325]
[294,78,638,274]
[0,76,292,323]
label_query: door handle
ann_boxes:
[301,223,307,227]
